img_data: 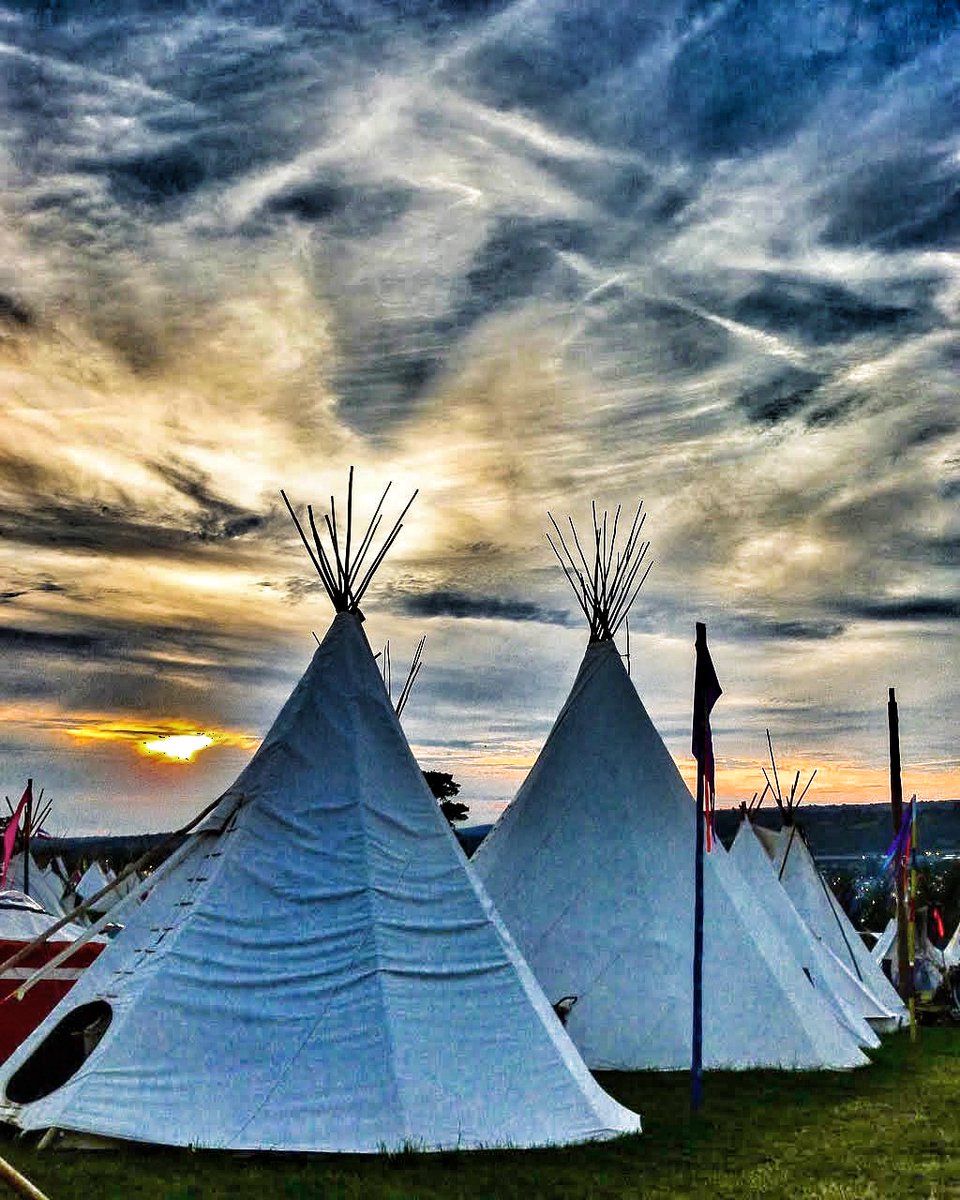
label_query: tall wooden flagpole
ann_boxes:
[888,689,912,1013]
[692,719,705,1113]
[908,794,918,1040]
[691,623,721,1113]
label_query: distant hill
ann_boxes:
[27,801,960,869]
[713,800,960,860]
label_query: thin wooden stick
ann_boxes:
[348,483,392,581]
[343,465,354,581]
[31,801,53,838]
[13,836,197,1002]
[610,560,654,637]
[396,637,425,719]
[353,486,419,602]
[326,496,345,592]
[307,506,340,598]
[545,534,592,625]
[0,1155,51,1200]
[281,491,335,598]
[762,767,786,817]
[0,791,236,977]
[352,491,418,606]
[766,729,782,804]
[795,768,817,808]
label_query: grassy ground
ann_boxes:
[1,1028,957,1199]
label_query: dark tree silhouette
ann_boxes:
[423,771,469,825]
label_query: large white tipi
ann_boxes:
[473,504,868,1072]
[0,476,639,1152]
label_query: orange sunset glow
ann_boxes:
[140,734,216,763]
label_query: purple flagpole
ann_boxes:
[691,622,722,1113]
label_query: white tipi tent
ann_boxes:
[3,854,68,921]
[0,476,639,1152]
[729,818,894,1044]
[765,824,907,1025]
[473,504,868,1072]
[944,921,960,970]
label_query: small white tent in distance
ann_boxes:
[473,502,869,1072]
[769,825,908,1024]
[0,473,639,1153]
[729,817,893,1044]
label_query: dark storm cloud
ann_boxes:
[0,293,34,327]
[731,277,922,346]
[735,369,823,426]
[0,495,267,557]
[1,613,294,688]
[664,1,954,158]
[834,597,960,622]
[0,452,273,558]
[821,148,960,250]
[0,625,103,654]
[456,216,592,319]
[398,589,576,626]
[265,178,416,236]
[715,613,848,642]
[0,580,68,605]
[150,458,270,541]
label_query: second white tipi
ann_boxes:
[473,503,869,1072]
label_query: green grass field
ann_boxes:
[1,1028,957,1199]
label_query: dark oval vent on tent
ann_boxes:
[6,1000,112,1104]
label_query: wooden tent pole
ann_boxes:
[22,779,32,898]
[908,794,918,1042]
[888,688,912,1007]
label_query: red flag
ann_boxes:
[1,780,31,889]
[692,624,722,851]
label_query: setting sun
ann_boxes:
[141,733,215,762]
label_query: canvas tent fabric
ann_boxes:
[473,639,868,1072]
[0,892,89,944]
[767,826,907,1025]
[74,863,114,910]
[4,855,68,921]
[871,918,898,965]
[729,820,892,1045]
[0,613,639,1152]
[872,916,948,996]
[944,922,960,970]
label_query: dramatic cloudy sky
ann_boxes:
[1,0,958,834]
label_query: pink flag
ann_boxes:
[0,780,31,889]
